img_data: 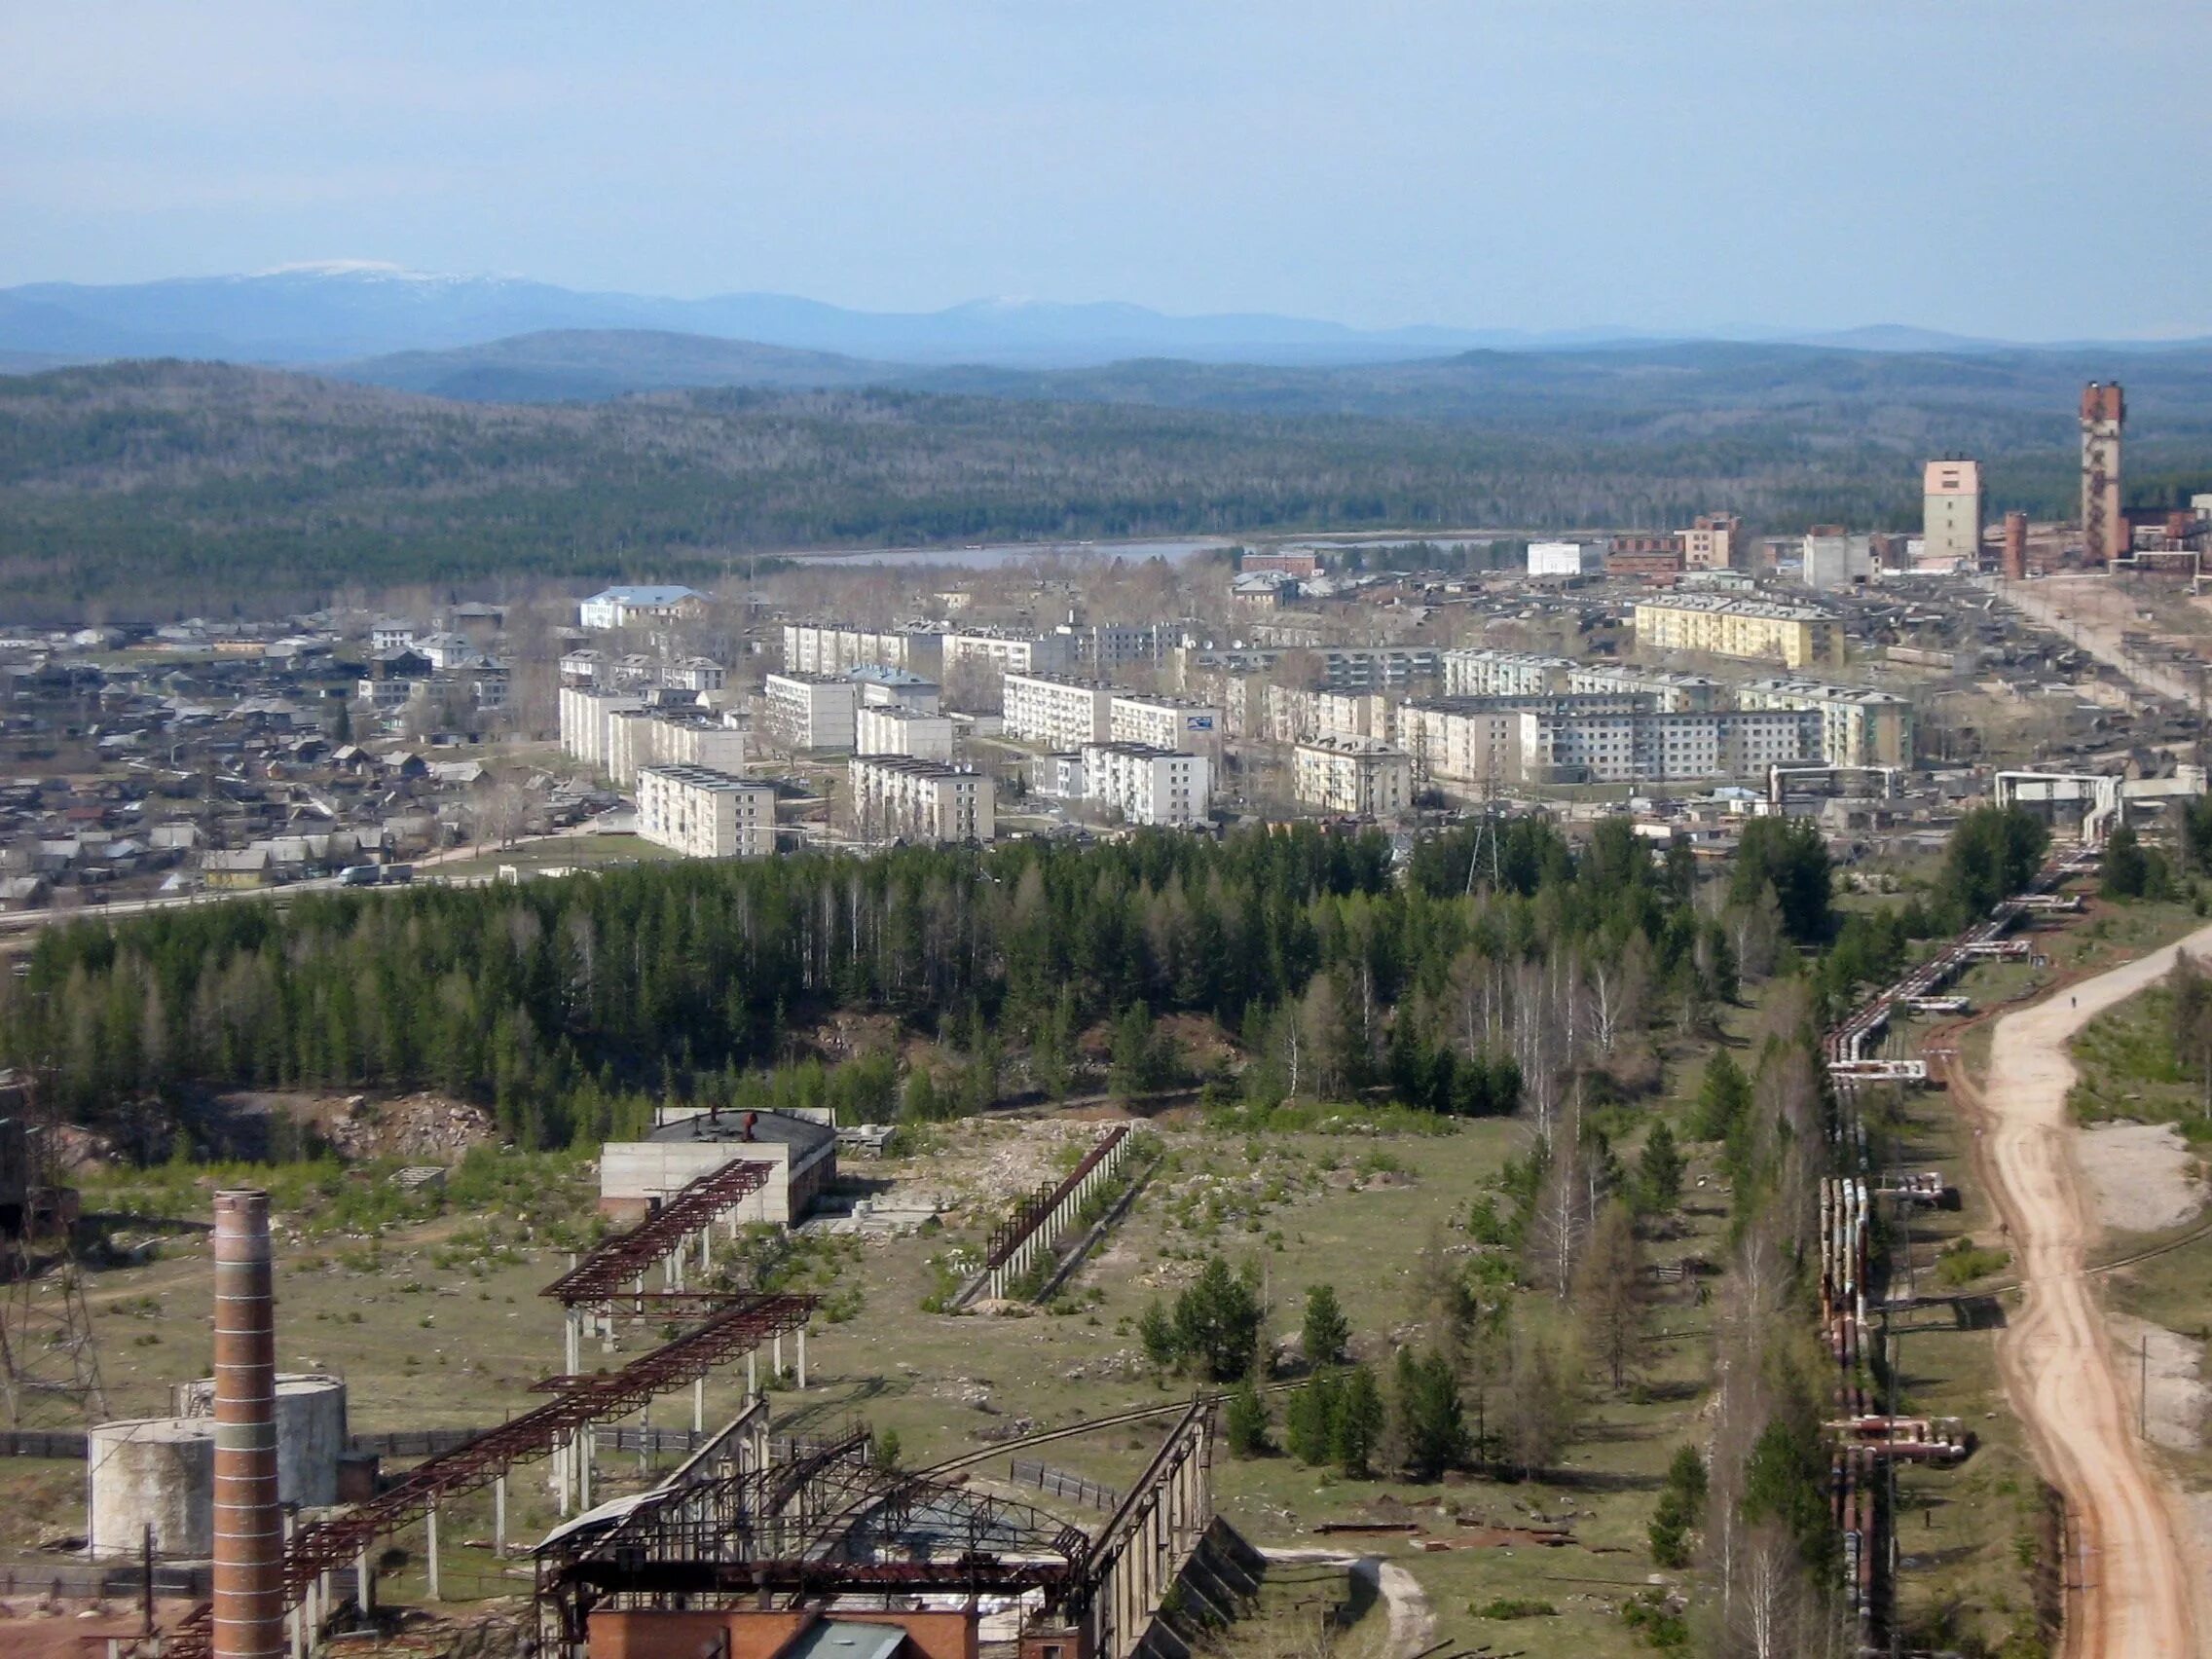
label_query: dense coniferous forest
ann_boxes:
[7,355,2208,616]
[0,821,1756,1153]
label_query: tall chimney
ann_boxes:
[211,1191,283,1659]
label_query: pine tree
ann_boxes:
[1394,1349,1469,1480]
[1574,1199,1646,1393]
[1332,1363,1385,1477]
[1635,1121,1685,1218]
[1285,1372,1341,1465]
[1137,1299,1177,1372]
[1225,1369,1272,1458]
[1301,1282,1351,1370]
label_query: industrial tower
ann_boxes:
[2081,382,2126,564]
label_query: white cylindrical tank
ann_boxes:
[272,1375,347,1507]
[87,1417,215,1559]
[174,1372,348,1509]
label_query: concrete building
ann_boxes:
[847,756,994,843]
[1077,743,1211,827]
[1681,513,1743,571]
[637,764,776,859]
[1734,679,1915,768]
[1293,735,1414,817]
[855,704,955,761]
[579,586,705,630]
[1800,529,1876,592]
[1518,708,1822,784]
[1443,648,1717,711]
[1528,540,1604,577]
[558,685,645,773]
[599,1108,835,1227]
[1175,645,1442,692]
[781,623,944,678]
[1061,621,1179,674]
[1922,459,1983,570]
[1632,595,1838,670]
[1003,673,1114,750]
[761,673,859,754]
[1109,692,1223,761]
[1403,693,1651,787]
[2082,382,2126,564]
[943,630,1072,678]
[846,664,942,713]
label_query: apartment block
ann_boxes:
[855,704,955,762]
[1109,692,1223,760]
[1003,673,1114,750]
[782,622,944,678]
[1061,621,1179,674]
[943,630,1073,678]
[1175,645,1441,692]
[761,673,859,754]
[1734,679,1915,767]
[847,756,995,844]
[1631,595,1839,670]
[1517,709,1822,785]
[1077,743,1212,827]
[636,764,775,859]
[1444,648,1717,711]
[846,664,942,713]
[558,685,645,772]
[1403,693,1650,787]
[1293,735,1414,817]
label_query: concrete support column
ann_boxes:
[425,1503,441,1602]
[578,1424,594,1508]
[494,1473,507,1557]
[355,1548,371,1614]
[693,1376,706,1433]
[796,1327,808,1390]
[773,1334,783,1381]
[565,1310,579,1378]
[747,1349,756,1394]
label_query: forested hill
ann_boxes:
[1,353,2204,618]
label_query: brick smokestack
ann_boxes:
[211,1191,283,1659]
[2004,510,2029,581]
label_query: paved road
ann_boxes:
[1979,929,2212,1657]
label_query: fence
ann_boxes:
[0,1560,212,1599]
[0,1429,89,1459]
[1010,1456,1121,1513]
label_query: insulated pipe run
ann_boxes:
[211,1190,284,1659]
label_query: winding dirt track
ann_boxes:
[1977,929,2212,1657]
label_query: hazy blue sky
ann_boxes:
[3,2,2206,337]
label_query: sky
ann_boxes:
[3,1,2208,339]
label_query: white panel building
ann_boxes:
[944,631,1072,678]
[846,665,942,713]
[1109,693,1224,761]
[782,623,944,678]
[1517,709,1822,784]
[1734,680,1916,767]
[761,673,859,754]
[847,756,995,843]
[636,764,776,859]
[856,704,955,761]
[1293,736,1414,817]
[1003,674,1114,750]
[1528,541,1604,577]
[1078,743,1211,827]
[558,686,645,773]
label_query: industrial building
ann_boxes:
[637,764,776,859]
[1074,743,1211,827]
[2082,382,2126,565]
[1632,594,1839,669]
[599,1107,838,1228]
[854,704,954,761]
[1002,673,1114,751]
[1292,735,1414,817]
[1681,513,1743,571]
[1922,459,1983,570]
[846,756,995,844]
[1800,529,1876,592]
[760,674,860,754]
[1527,540,1604,577]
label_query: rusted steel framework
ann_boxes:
[981,1125,1127,1273]
[543,1159,774,1306]
[535,1432,1088,1652]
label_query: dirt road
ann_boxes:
[1979,927,2212,1657]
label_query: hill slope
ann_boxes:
[328,329,900,400]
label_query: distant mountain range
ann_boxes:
[4,265,2206,374]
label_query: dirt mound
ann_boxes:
[212,1090,498,1162]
